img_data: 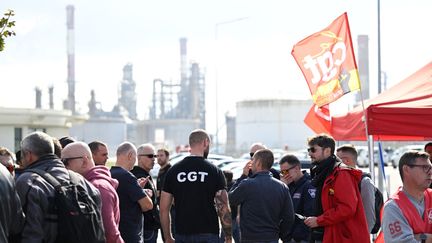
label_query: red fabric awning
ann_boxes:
[329,61,432,141]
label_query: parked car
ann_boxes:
[390,145,424,168]
[355,146,389,168]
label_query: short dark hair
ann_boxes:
[424,142,432,151]
[253,149,274,170]
[336,144,358,160]
[279,154,300,167]
[308,133,336,154]
[157,148,170,157]
[59,136,76,148]
[52,138,62,158]
[189,129,210,146]
[88,141,107,154]
[398,150,430,182]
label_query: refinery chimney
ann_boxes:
[35,87,42,109]
[48,86,54,109]
[356,35,370,103]
[180,38,188,86]
[64,5,76,113]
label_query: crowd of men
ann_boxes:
[0,130,432,243]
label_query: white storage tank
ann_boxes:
[236,99,314,152]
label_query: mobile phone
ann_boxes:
[295,213,306,221]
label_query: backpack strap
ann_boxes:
[26,168,62,190]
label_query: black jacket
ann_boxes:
[229,171,294,242]
[130,166,160,230]
[288,171,316,241]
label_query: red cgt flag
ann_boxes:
[292,12,361,107]
[304,104,331,134]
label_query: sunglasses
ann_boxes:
[307,147,317,153]
[281,165,297,175]
[249,152,254,158]
[138,154,157,159]
[61,156,84,165]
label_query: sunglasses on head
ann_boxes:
[138,154,157,158]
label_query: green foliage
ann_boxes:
[0,9,16,52]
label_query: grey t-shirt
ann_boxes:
[382,190,424,243]
[360,176,376,233]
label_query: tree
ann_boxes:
[0,9,16,52]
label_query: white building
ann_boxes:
[236,99,314,152]
[0,107,80,152]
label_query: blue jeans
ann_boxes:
[143,230,158,243]
[175,233,220,243]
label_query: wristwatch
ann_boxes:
[419,233,427,243]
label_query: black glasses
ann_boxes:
[307,147,317,153]
[249,152,254,158]
[407,164,432,173]
[61,156,84,165]
[138,154,157,158]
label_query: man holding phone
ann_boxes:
[280,154,315,243]
[131,144,160,243]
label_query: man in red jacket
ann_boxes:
[304,134,369,243]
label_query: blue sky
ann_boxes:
[1,0,431,136]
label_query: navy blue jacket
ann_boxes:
[229,171,294,242]
[288,171,316,242]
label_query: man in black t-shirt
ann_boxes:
[160,129,232,243]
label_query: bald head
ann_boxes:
[250,143,267,154]
[61,142,95,175]
[116,142,137,171]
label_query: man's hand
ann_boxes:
[138,176,150,188]
[242,161,252,176]
[224,236,232,243]
[144,189,153,197]
[165,237,175,243]
[304,216,319,228]
[280,173,289,185]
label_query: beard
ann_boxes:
[203,146,209,159]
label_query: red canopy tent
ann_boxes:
[330,61,432,141]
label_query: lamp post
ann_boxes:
[214,17,248,154]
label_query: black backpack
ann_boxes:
[359,172,384,234]
[28,169,106,243]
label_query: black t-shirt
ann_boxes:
[163,156,226,235]
[110,166,147,243]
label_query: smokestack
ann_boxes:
[356,35,370,103]
[65,5,76,113]
[180,38,187,86]
[35,87,42,109]
[48,86,54,109]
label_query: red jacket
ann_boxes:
[316,166,370,243]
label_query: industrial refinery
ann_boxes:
[0,4,373,156]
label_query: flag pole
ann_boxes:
[358,84,374,184]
